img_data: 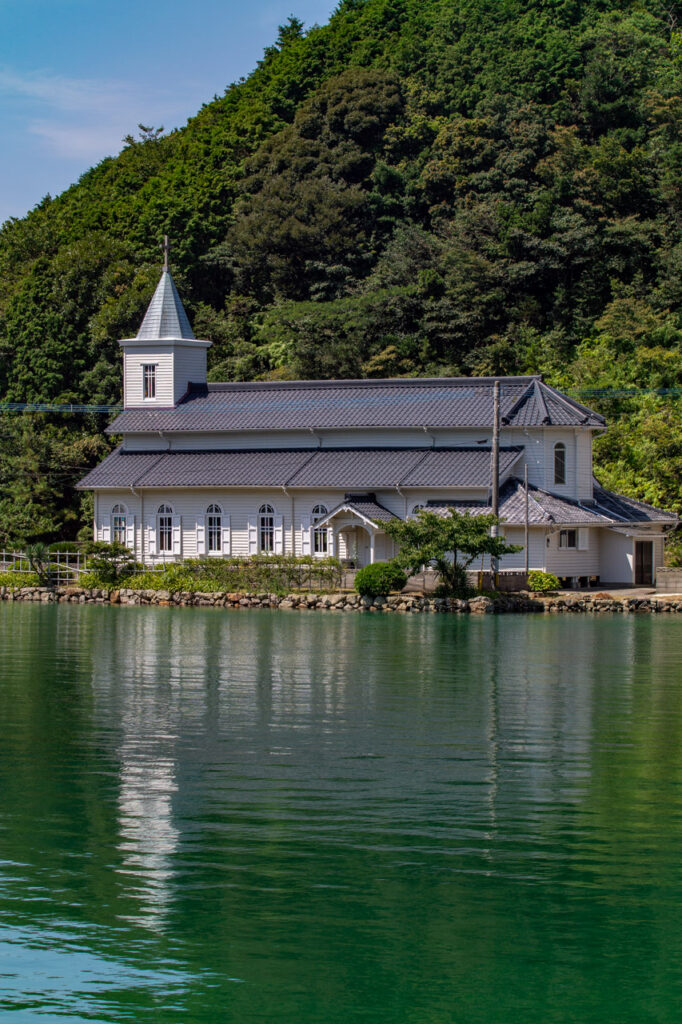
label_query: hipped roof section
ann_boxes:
[107,376,605,434]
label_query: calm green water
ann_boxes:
[1,605,682,1023]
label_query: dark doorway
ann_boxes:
[634,541,654,586]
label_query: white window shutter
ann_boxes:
[196,515,206,555]
[222,514,231,555]
[327,527,335,557]
[301,516,311,555]
[102,518,111,543]
[147,519,157,556]
[274,515,284,555]
[172,516,182,555]
[248,521,258,556]
[125,516,135,551]
[578,528,589,550]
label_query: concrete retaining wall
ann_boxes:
[656,568,682,594]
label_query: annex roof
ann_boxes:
[135,270,195,341]
[315,498,398,528]
[107,376,605,434]
[427,479,677,527]
[77,445,522,491]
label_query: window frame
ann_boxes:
[554,442,566,486]
[559,529,577,549]
[157,503,173,553]
[207,504,222,554]
[258,503,275,554]
[312,504,328,556]
[143,363,157,401]
[111,503,127,544]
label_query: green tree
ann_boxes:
[383,508,521,596]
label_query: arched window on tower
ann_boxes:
[207,504,222,553]
[312,504,328,555]
[259,504,275,553]
[554,443,566,486]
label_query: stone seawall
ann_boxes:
[2,585,682,615]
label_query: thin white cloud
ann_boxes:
[0,65,195,161]
[0,66,131,114]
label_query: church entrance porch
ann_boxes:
[336,524,373,568]
[313,496,398,569]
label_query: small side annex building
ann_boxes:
[78,266,677,587]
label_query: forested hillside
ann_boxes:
[1,0,681,544]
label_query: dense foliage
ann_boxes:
[354,561,407,596]
[527,569,561,592]
[1,0,682,542]
[383,508,521,595]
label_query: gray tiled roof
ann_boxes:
[136,270,195,340]
[107,376,605,433]
[428,479,676,526]
[317,499,398,525]
[592,484,678,523]
[77,445,522,491]
[78,447,314,489]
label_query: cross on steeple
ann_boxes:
[161,235,171,271]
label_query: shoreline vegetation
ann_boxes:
[2,585,682,616]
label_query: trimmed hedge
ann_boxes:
[354,562,407,598]
[527,570,560,593]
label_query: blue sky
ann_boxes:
[0,0,337,225]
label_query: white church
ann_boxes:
[78,264,677,587]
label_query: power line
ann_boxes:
[0,403,121,414]
[0,387,680,416]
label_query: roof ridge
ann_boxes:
[539,380,605,425]
[203,375,540,393]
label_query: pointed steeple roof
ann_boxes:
[136,269,195,341]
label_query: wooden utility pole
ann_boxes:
[524,462,529,578]
[491,379,500,579]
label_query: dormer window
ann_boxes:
[554,442,566,485]
[143,364,156,400]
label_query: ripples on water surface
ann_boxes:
[0,604,681,1022]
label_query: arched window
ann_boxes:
[259,504,275,553]
[312,504,328,555]
[111,503,127,544]
[207,503,222,553]
[411,504,425,518]
[158,504,173,553]
[554,442,566,486]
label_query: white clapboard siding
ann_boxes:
[274,516,284,554]
[102,520,111,543]
[300,517,311,555]
[196,515,206,555]
[173,345,207,403]
[222,515,231,555]
[123,350,174,406]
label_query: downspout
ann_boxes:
[282,486,294,555]
[422,426,436,448]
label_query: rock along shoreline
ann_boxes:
[2,585,682,615]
